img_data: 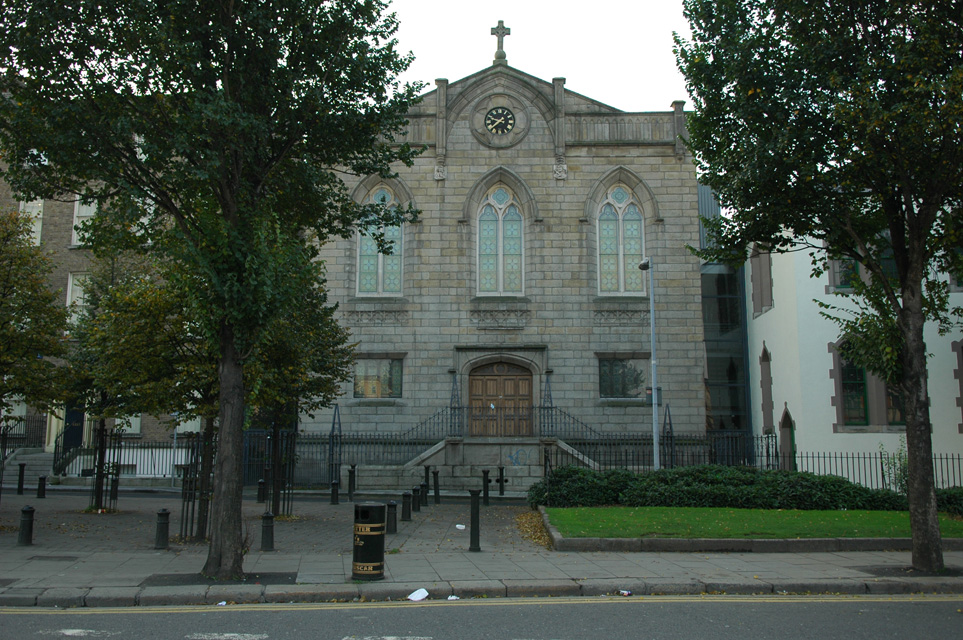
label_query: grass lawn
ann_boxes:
[546,506,963,539]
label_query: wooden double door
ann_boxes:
[468,362,533,437]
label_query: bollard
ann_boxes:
[401,491,412,521]
[468,490,481,552]
[18,505,35,546]
[420,481,429,507]
[37,476,46,499]
[482,469,490,506]
[110,475,119,502]
[432,469,440,505]
[424,465,431,487]
[154,508,170,550]
[17,463,26,495]
[348,465,356,502]
[257,479,266,503]
[411,486,421,513]
[261,511,274,551]
[330,480,339,505]
[386,500,397,534]
[498,466,506,496]
[352,503,386,581]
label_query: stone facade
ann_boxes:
[305,60,706,442]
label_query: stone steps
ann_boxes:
[1,451,54,486]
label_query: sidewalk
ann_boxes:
[1,488,961,607]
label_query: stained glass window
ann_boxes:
[597,185,644,294]
[353,358,403,398]
[477,186,523,295]
[357,186,403,296]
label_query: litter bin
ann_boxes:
[352,503,386,581]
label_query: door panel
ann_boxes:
[468,363,533,436]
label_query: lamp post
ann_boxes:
[639,258,659,470]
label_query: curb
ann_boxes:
[3,577,962,608]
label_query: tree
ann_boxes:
[0,208,67,417]
[675,0,963,571]
[84,253,352,534]
[0,0,420,578]
[72,254,221,525]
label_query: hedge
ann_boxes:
[526,464,946,512]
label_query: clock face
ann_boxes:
[485,107,515,135]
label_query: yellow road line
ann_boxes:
[2,593,961,616]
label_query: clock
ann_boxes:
[485,107,515,135]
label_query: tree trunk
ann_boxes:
[92,415,107,511]
[202,321,246,579]
[193,415,216,542]
[900,278,943,572]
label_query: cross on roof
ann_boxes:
[491,20,510,64]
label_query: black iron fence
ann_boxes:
[552,431,963,491]
[2,414,47,456]
[54,432,203,479]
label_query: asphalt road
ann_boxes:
[1,595,961,640]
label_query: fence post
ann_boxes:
[497,466,506,496]
[432,469,440,505]
[348,465,356,502]
[330,480,339,505]
[17,463,26,495]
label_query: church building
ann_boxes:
[302,22,708,487]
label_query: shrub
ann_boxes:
[530,463,910,511]
[937,487,963,517]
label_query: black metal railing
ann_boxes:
[2,414,47,456]
[547,431,963,491]
[54,432,202,478]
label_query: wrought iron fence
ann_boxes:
[550,431,963,490]
[55,433,203,479]
[2,414,47,456]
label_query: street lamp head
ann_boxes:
[638,257,651,271]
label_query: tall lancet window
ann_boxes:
[357,186,403,296]
[597,185,644,294]
[478,186,523,295]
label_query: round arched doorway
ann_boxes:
[468,362,533,436]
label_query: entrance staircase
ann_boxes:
[1,450,54,488]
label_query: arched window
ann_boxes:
[357,186,403,296]
[478,186,523,295]
[597,185,644,294]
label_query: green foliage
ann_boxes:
[0,208,68,414]
[936,488,963,518]
[527,466,636,509]
[0,1,422,577]
[879,437,909,495]
[529,465,909,512]
[675,0,961,568]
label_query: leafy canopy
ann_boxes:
[0,207,68,415]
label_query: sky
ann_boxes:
[389,0,693,113]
